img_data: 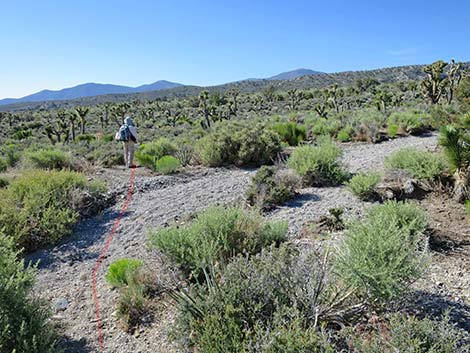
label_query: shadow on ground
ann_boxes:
[58,336,94,353]
[25,209,132,270]
[404,291,470,333]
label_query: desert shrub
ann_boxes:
[106,258,143,288]
[385,148,447,181]
[0,157,7,172]
[272,122,307,146]
[287,137,348,186]
[0,170,107,252]
[310,118,342,137]
[0,176,10,188]
[195,122,282,167]
[149,206,287,279]
[91,141,124,167]
[387,123,399,137]
[135,138,178,170]
[465,200,470,214]
[76,134,96,142]
[387,111,429,134]
[342,313,469,353]
[3,143,22,167]
[155,155,180,174]
[24,148,71,170]
[116,277,148,332]
[346,172,381,200]
[174,245,345,352]
[0,232,60,353]
[176,144,194,166]
[337,126,353,142]
[336,201,429,302]
[246,166,299,210]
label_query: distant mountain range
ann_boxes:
[0,69,323,106]
[0,80,183,106]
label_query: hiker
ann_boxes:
[115,116,138,168]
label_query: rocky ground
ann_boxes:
[26,133,470,353]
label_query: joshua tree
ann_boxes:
[67,110,78,141]
[75,106,90,134]
[198,90,212,129]
[110,102,131,127]
[457,72,470,111]
[421,60,448,104]
[287,89,302,111]
[228,89,240,116]
[262,85,276,103]
[447,59,463,104]
[374,89,393,114]
[439,118,470,202]
[314,103,328,119]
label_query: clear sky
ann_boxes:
[1,0,470,99]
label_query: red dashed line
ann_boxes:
[91,168,136,350]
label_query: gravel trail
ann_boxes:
[28,134,438,353]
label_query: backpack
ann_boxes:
[115,125,131,142]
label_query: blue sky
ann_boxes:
[1,0,470,99]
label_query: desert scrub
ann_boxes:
[195,121,282,167]
[387,110,430,135]
[155,155,180,174]
[0,232,60,353]
[0,170,107,252]
[336,201,429,303]
[174,245,347,352]
[106,259,158,331]
[272,121,307,146]
[287,136,348,186]
[106,258,143,288]
[24,148,71,170]
[337,126,353,142]
[385,147,448,182]
[342,312,469,353]
[246,166,299,210]
[135,137,178,170]
[346,172,381,200]
[387,123,399,138]
[0,157,7,172]
[149,206,288,279]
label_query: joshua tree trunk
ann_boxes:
[453,168,470,202]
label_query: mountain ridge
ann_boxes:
[0,69,324,106]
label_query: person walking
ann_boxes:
[116,116,138,168]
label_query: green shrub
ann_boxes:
[343,313,469,353]
[176,144,194,166]
[346,172,381,200]
[174,245,343,352]
[90,141,124,167]
[76,134,96,142]
[0,176,10,188]
[135,138,177,170]
[388,111,429,134]
[337,201,429,302]
[311,118,342,137]
[106,258,143,288]
[287,137,348,185]
[155,155,180,174]
[24,148,71,170]
[465,200,470,214]
[195,122,282,167]
[272,122,307,146]
[388,123,399,138]
[337,126,352,142]
[149,206,287,278]
[0,157,7,172]
[0,232,59,353]
[0,170,107,252]
[385,148,448,181]
[3,143,22,167]
[246,166,299,210]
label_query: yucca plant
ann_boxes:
[439,119,470,202]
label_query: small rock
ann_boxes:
[55,298,69,312]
